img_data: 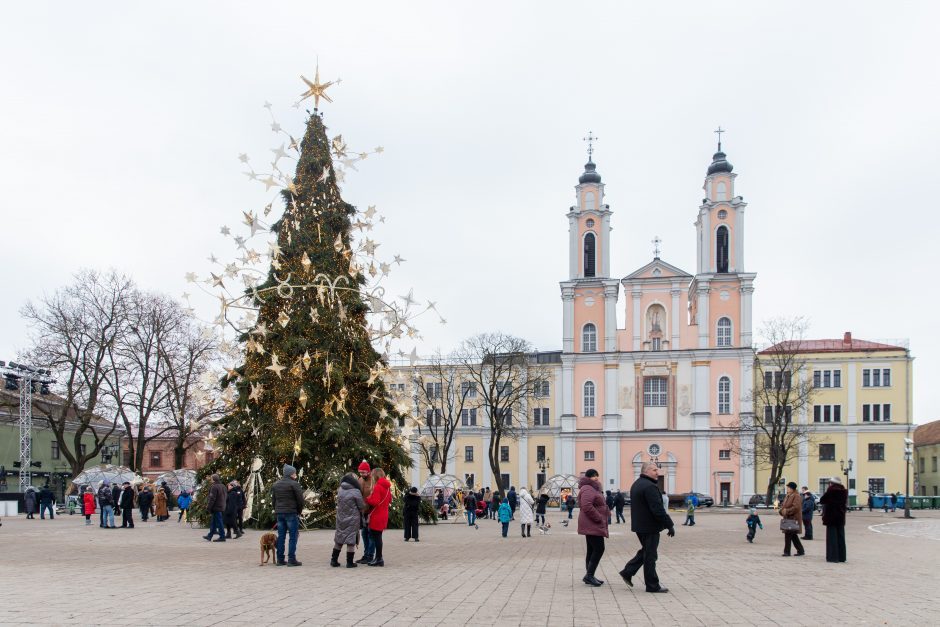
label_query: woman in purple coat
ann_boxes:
[577,469,610,587]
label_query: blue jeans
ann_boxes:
[568,507,574,520]
[467,510,476,526]
[40,503,54,519]
[209,511,224,538]
[362,526,375,559]
[102,505,114,527]
[501,522,509,537]
[277,513,299,561]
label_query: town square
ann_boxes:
[1,2,939,626]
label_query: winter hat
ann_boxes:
[786,481,798,490]
[211,473,221,483]
[409,487,418,494]
[103,480,110,486]
[358,460,371,473]
[830,476,843,485]
[749,507,756,514]
[122,481,130,486]
[283,464,297,478]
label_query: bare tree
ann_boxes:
[723,316,817,504]
[412,352,476,475]
[159,317,222,469]
[454,332,550,494]
[19,270,132,479]
[106,293,183,471]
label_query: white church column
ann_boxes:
[670,285,681,349]
[568,215,579,279]
[601,212,611,277]
[692,361,711,493]
[562,287,574,352]
[734,203,745,272]
[738,359,755,502]
[697,283,710,349]
[482,431,492,488]
[740,283,754,347]
[632,289,642,350]
[604,283,618,351]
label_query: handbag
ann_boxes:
[780,518,800,532]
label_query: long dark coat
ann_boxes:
[334,476,365,546]
[24,489,37,514]
[820,483,848,527]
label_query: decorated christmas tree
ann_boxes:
[202,73,411,526]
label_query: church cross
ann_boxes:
[714,126,725,151]
[583,131,598,161]
[652,236,662,259]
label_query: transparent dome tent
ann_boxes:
[71,464,139,490]
[419,474,465,499]
[539,474,580,498]
[152,469,199,495]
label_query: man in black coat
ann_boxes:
[272,464,304,566]
[613,490,626,524]
[619,462,675,593]
[507,486,518,520]
[403,487,422,541]
[38,485,55,520]
[138,487,154,522]
[204,473,228,543]
[119,482,135,528]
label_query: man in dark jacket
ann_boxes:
[38,485,55,520]
[800,487,815,540]
[619,462,675,593]
[273,464,304,566]
[230,480,247,534]
[507,487,518,520]
[463,491,477,526]
[204,473,228,543]
[403,487,422,541]
[111,482,122,517]
[138,486,154,522]
[119,482,135,528]
[613,490,626,524]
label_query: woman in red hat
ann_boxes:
[364,467,392,567]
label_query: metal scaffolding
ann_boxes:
[19,373,33,493]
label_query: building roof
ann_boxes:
[579,160,602,184]
[759,332,907,355]
[914,421,940,447]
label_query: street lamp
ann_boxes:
[840,457,853,491]
[904,438,914,519]
[537,457,550,490]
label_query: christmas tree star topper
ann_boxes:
[299,63,338,110]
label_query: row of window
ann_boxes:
[465,444,548,463]
[770,403,895,424]
[48,442,180,468]
[818,443,888,461]
[580,317,734,353]
[767,368,892,390]
[421,381,551,399]
[918,456,939,474]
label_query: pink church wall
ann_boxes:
[709,289,740,347]
[710,358,742,426]
[574,361,604,430]
[575,438,603,477]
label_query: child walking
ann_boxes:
[684,499,696,526]
[498,497,512,538]
[83,486,96,526]
[746,508,763,543]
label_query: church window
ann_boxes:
[584,191,596,210]
[716,182,728,201]
[651,338,661,351]
[585,218,595,228]
[582,323,597,353]
[717,209,728,220]
[718,376,731,414]
[583,381,596,417]
[716,317,732,347]
[643,377,667,407]
[583,233,596,277]
[716,226,729,273]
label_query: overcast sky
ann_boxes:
[1,2,938,424]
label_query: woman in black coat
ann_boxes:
[819,476,848,562]
[224,482,243,539]
[535,493,549,526]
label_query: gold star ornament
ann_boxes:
[299,64,337,110]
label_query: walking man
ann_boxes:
[273,464,304,566]
[619,462,675,593]
[203,473,227,542]
[508,486,518,520]
[613,490,626,524]
[38,485,56,520]
[97,481,115,528]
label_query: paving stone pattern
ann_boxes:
[1,507,937,626]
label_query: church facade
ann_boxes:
[557,144,756,504]
[391,141,758,505]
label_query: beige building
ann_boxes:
[913,420,940,497]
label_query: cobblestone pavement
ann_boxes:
[1,507,937,626]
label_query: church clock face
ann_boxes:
[720,290,730,301]
[648,443,661,457]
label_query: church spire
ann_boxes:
[579,131,602,184]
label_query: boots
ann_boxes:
[521,525,526,537]
[346,552,357,568]
[330,548,341,567]
[225,530,232,539]
[526,524,531,537]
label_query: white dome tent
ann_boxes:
[71,464,140,491]
[151,469,198,495]
[539,474,580,508]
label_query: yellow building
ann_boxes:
[913,420,940,497]
[387,353,563,494]
[755,332,913,505]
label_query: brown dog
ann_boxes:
[260,532,277,566]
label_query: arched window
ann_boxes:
[583,232,596,277]
[583,381,596,417]
[582,323,597,353]
[718,376,731,414]
[584,191,596,211]
[716,226,729,273]
[716,317,732,347]
[716,181,727,201]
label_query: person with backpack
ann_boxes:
[498,497,512,537]
[97,481,115,528]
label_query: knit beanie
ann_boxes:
[283,464,297,478]
[358,460,371,473]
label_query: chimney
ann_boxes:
[843,331,852,347]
